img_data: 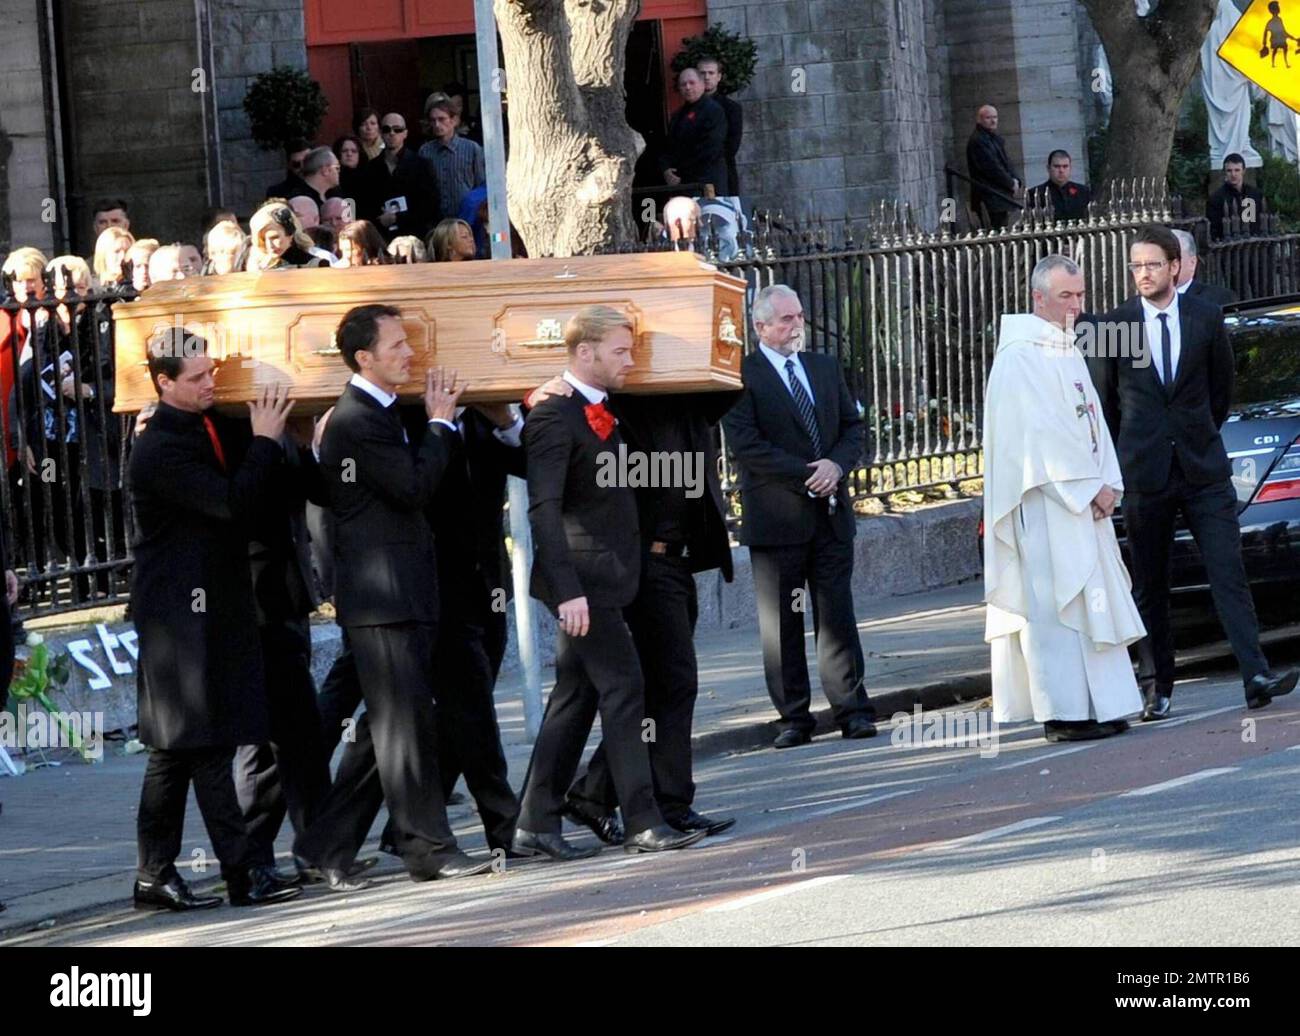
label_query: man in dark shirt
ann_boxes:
[659,68,729,196]
[966,105,1021,229]
[265,140,313,202]
[697,56,743,198]
[1028,150,1092,222]
[359,113,440,242]
[1207,153,1266,240]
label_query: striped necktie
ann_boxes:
[784,357,822,456]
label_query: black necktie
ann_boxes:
[784,358,822,457]
[1157,312,1173,387]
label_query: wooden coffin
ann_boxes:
[113,252,747,414]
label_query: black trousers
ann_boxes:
[294,621,458,874]
[1122,462,1269,693]
[137,745,251,883]
[317,631,362,751]
[750,514,873,733]
[233,618,331,867]
[517,605,661,836]
[569,554,700,821]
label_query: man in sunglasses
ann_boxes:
[266,139,313,202]
[359,113,439,243]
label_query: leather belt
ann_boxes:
[649,541,689,558]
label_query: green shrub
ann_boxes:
[670,23,757,95]
[243,66,328,152]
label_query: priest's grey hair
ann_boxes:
[1172,228,1197,259]
[752,284,801,330]
[1030,254,1081,296]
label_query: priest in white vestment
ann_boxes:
[983,255,1146,742]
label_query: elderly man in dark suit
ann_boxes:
[1171,229,1238,309]
[966,104,1021,229]
[512,305,707,861]
[722,284,877,749]
[659,67,728,195]
[292,304,491,889]
[1090,225,1297,720]
[129,330,301,911]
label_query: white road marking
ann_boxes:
[1120,767,1240,797]
[808,788,918,818]
[705,874,848,914]
[924,815,1062,852]
[1153,705,1241,729]
[993,742,1101,771]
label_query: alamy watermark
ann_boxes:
[0,704,105,761]
[890,705,1000,758]
[595,445,705,499]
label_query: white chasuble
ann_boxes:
[983,314,1146,724]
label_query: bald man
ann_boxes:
[358,111,440,241]
[321,197,355,235]
[289,196,320,230]
[966,104,1021,229]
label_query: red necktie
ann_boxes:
[202,414,227,472]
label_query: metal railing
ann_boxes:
[3,178,1298,617]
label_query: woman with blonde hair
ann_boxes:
[336,220,389,268]
[204,220,248,275]
[387,235,427,263]
[125,238,160,292]
[92,227,135,287]
[248,200,328,270]
[427,218,477,262]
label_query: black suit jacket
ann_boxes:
[129,404,279,749]
[722,350,864,546]
[359,147,440,241]
[321,383,454,626]
[714,93,743,196]
[611,390,739,579]
[524,392,640,609]
[966,126,1019,215]
[660,96,729,194]
[1088,294,1235,493]
[1183,279,1238,308]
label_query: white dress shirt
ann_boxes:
[1140,294,1181,383]
[758,341,815,403]
[562,370,608,405]
[454,403,523,447]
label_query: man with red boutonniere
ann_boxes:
[1028,150,1092,223]
[512,306,708,861]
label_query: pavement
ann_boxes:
[2,578,1297,942]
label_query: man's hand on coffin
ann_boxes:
[425,368,467,424]
[525,376,572,409]
[248,382,296,441]
[557,596,590,638]
[805,458,842,497]
[134,402,157,438]
[472,402,515,429]
[1090,484,1117,520]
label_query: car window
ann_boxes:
[1227,316,1300,405]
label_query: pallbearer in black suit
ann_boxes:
[1171,229,1238,309]
[513,306,707,860]
[292,305,492,888]
[524,375,740,844]
[1091,226,1297,719]
[129,330,301,910]
[722,284,877,749]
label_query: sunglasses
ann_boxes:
[381,124,406,133]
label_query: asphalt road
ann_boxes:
[8,645,1299,948]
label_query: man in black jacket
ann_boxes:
[1206,153,1265,241]
[1090,225,1297,719]
[359,114,439,242]
[292,304,491,888]
[966,105,1021,229]
[129,330,300,911]
[698,56,743,197]
[1172,228,1238,308]
[512,305,706,860]
[1027,150,1091,222]
[524,376,741,843]
[722,284,877,749]
[659,68,729,196]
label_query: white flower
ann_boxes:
[25,632,44,647]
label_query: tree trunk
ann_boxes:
[1082,0,1217,182]
[495,0,644,257]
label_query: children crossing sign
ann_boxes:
[1218,0,1300,114]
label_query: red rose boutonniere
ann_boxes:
[1068,186,1078,196]
[686,111,696,121]
[585,401,616,441]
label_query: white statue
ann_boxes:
[1202,0,1263,168]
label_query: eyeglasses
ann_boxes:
[381,125,406,134]
[1127,260,1169,272]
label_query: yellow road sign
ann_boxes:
[1218,0,1300,114]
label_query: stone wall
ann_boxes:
[0,0,57,256]
[705,0,950,230]
[211,0,308,223]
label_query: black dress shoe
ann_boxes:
[773,728,812,749]
[1140,686,1173,722]
[227,867,305,906]
[512,828,601,861]
[293,854,374,891]
[1101,719,1130,735]
[562,799,624,845]
[624,824,708,854]
[133,875,222,912]
[667,809,736,837]
[409,850,496,881]
[842,718,878,740]
[1043,720,1115,743]
[1245,668,1299,710]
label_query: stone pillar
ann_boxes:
[0,0,56,256]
